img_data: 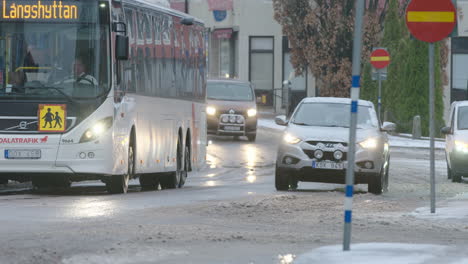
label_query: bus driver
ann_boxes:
[72,53,98,86]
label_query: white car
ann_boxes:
[442,100,468,182]
[275,97,395,194]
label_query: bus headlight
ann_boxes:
[247,108,257,117]
[80,117,113,143]
[359,138,378,149]
[206,106,216,116]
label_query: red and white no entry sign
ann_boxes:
[406,0,457,43]
[370,49,390,69]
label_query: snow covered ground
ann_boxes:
[411,193,468,220]
[258,119,446,149]
[295,243,468,264]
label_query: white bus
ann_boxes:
[0,0,207,193]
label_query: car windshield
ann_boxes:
[291,102,378,129]
[458,106,468,130]
[0,0,110,100]
[207,82,253,101]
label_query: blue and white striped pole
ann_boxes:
[343,0,365,251]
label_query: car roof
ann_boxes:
[300,97,374,107]
[207,78,251,85]
[453,100,468,107]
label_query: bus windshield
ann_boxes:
[0,0,110,100]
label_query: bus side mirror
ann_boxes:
[441,127,452,135]
[116,35,129,60]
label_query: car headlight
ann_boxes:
[284,133,301,144]
[206,106,216,116]
[455,141,468,153]
[247,108,257,117]
[359,138,378,149]
[79,117,113,143]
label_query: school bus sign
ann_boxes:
[1,0,78,20]
[38,104,66,132]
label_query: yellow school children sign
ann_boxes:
[38,104,66,132]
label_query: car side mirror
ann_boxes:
[116,35,129,60]
[275,115,288,126]
[381,122,396,132]
[441,127,452,135]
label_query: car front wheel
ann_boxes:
[368,171,383,195]
[275,166,297,191]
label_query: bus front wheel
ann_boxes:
[107,143,134,194]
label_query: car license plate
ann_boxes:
[5,149,41,159]
[224,126,240,131]
[312,160,343,170]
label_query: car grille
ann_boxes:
[303,149,347,161]
[306,141,348,147]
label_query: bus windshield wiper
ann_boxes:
[292,122,310,126]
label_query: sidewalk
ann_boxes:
[295,193,468,264]
[257,118,446,150]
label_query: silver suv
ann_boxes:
[275,97,395,194]
[441,100,468,183]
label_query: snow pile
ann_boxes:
[411,193,468,220]
[295,243,467,264]
[388,135,445,150]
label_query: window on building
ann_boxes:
[249,36,274,106]
[452,37,468,102]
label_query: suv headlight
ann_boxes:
[206,106,216,116]
[284,133,301,144]
[79,117,113,143]
[359,138,378,149]
[455,141,468,153]
[247,108,257,117]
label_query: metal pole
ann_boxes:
[378,69,382,123]
[343,0,365,251]
[429,43,436,214]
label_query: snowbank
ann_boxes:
[257,119,446,149]
[295,243,467,264]
[411,193,468,220]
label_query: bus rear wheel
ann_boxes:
[139,174,160,190]
[107,143,133,194]
[161,142,188,189]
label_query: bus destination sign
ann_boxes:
[2,0,78,20]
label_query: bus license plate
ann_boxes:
[224,126,240,131]
[5,149,41,159]
[312,161,343,170]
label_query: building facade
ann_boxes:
[442,0,468,122]
[171,0,316,113]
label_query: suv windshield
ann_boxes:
[458,106,468,130]
[0,0,110,100]
[292,102,378,129]
[207,82,253,101]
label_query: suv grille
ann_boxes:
[303,149,347,161]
